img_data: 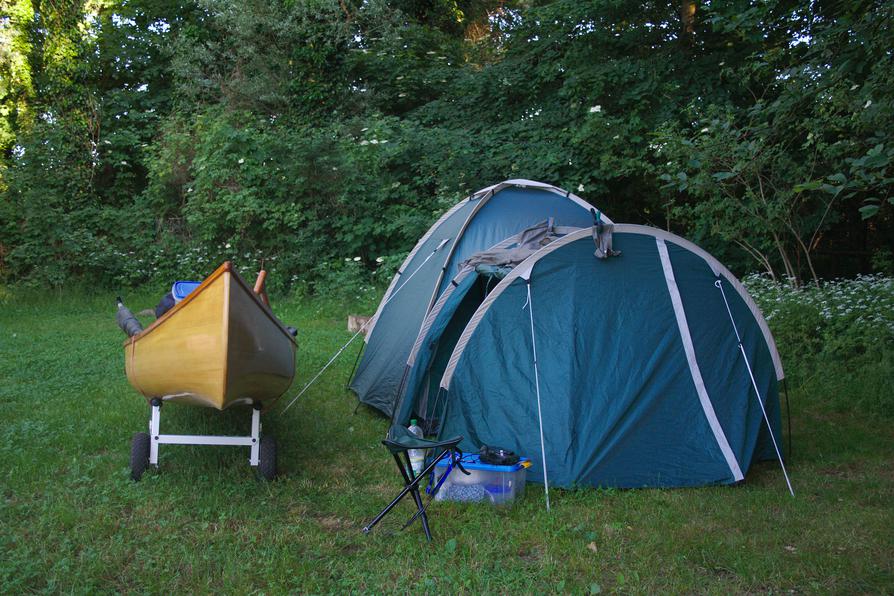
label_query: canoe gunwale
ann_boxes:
[123,262,298,348]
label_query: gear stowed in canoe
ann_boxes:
[116,262,298,481]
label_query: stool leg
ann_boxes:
[362,454,421,535]
[401,452,432,542]
[362,445,457,540]
[363,453,410,534]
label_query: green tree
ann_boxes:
[656,0,894,284]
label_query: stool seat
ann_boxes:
[382,425,463,454]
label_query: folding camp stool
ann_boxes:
[362,425,466,542]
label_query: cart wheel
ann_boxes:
[130,432,151,481]
[258,436,277,481]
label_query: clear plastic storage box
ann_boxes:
[432,453,530,505]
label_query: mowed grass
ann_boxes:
[0,289,891,593]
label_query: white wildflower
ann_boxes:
[864,100,872,108]
[353,256,361,261]
[238,158,244,164]
[589,105,602,113]
[376,257,384,263]
[578,184,585,192]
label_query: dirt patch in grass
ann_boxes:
[339,542,363,555]
[315,515,350,532]
[369,481,397,497]
[820,461,865,478]
[518,543,545,563]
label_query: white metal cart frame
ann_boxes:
[130,398,276,481]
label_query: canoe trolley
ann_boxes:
[129,399,277,481]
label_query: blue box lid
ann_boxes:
[172,281,201,302]
[434,453,530,472]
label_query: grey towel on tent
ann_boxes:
[592,223,621,259]
[459,219,562,273]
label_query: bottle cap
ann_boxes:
[410,419,417,426]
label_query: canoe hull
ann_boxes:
[124,263,296,410]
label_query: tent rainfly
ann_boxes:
[391,224,788,491]
[350,179,609,417]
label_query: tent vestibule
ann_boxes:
[351,180,608,417]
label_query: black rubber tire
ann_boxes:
[258,436,277,481]
[130,432,151,481]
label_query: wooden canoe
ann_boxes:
[124,262,297,410]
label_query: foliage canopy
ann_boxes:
[1,0,891,289]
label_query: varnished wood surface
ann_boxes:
[124,263,296,410]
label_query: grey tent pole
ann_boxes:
[714,279,795,497]
[282,239,451,414]
[524,279,551,511]
[782,377,793,461]
[345,341,365,390]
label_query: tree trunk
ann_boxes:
[735,238,776,281]
[773,232,797,286]
[681,1,696,40]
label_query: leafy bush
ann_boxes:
[2,1,892,290]
[745,273,894,416]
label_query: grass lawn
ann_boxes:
[0,289,891,593]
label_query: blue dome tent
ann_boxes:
[350,180,608,417]
[392,224,788,492]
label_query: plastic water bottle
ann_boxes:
[407,419,425,477]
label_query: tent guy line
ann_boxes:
[715,279,795,497]
[523,279,551,511]
[281,238,451,414]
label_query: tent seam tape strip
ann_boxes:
[362,199,467,342]
[656,238,745,482]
